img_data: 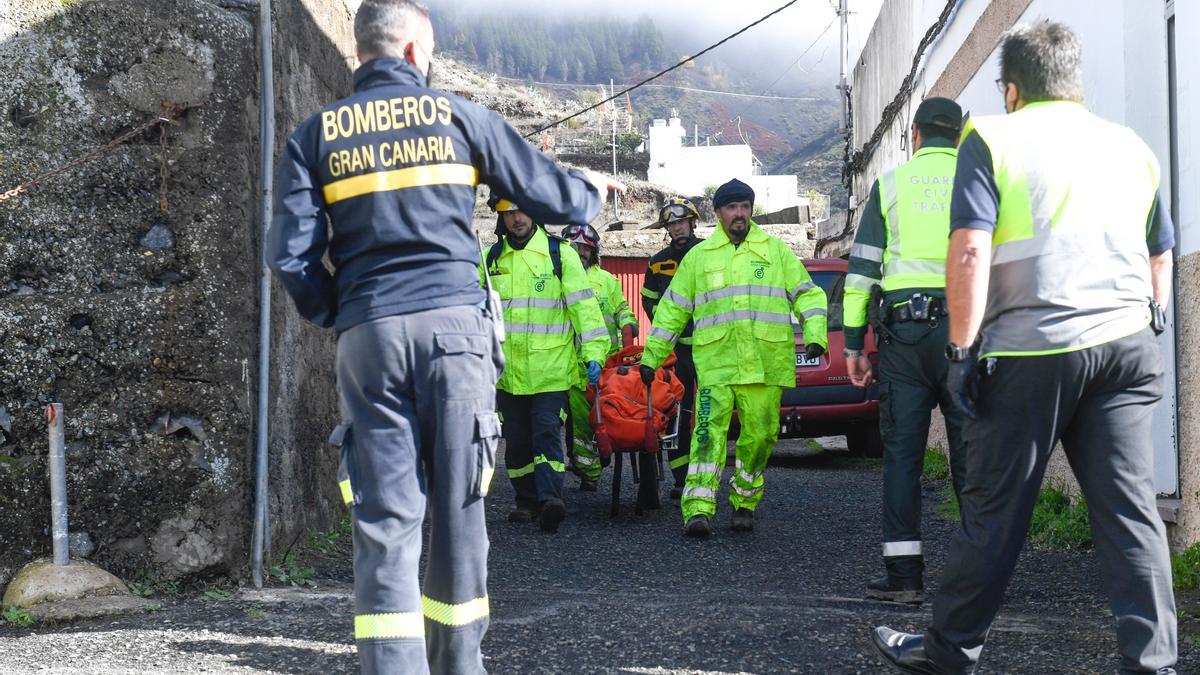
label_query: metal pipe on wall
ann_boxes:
[47,403,68,566]
[251,0,275,590]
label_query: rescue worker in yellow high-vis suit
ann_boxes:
[640,179,828,537]
[560,223,638,491]
[481,198,609,533]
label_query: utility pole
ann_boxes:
[611,79,620,220]
[837,0,850,135]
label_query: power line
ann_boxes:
[500,75,826,102]
[523,0,803,139]
[712,15,837,146]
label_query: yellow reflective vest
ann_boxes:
[482,227,609,394]
[642,222,828,388]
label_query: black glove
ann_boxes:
[947,358,981,420]
[804,343,825,359]
[639,364,656,386]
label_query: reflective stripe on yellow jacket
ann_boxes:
[642,222,827,388]
[481,227,609,394]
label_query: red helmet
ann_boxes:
[561,223,601,250]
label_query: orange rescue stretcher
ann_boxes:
[587,345,685,517]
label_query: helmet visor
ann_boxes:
[660,203,694,224]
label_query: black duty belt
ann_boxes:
[886,294,947,324]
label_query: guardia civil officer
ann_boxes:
[641,180,828,536]
[873,22,1177,673]
[267,1,623,672]
[641,198,704,498]
[843,97,968,604]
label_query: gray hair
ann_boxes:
[999,21,1084,103]
[354,0,431,61]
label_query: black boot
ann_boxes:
[866,575,925,604]
[508,506,537,523]
[537,498,566,532]
[578,477,598,492]
[684,514,712,537]
[731,507,754,532]
[871,626,953,674]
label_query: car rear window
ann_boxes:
[794,270,845,332]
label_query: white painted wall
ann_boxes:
[646,116,800,212]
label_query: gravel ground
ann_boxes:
[1,438,1196,674]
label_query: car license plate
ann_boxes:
[796,353,820,367]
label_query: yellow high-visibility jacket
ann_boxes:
[482,227,609,394]
[642,222,828,387]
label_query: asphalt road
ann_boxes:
[1,438,1195,674]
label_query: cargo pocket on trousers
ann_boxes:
[877,382,894,439]
[330,422,360,507]
[473,411,502,497]
[435,332,490,400]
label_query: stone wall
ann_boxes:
[0,0,354,586]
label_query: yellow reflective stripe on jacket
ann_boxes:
[422,595,489,627]
[323,163,478,204]
[355,612,424,639]
[503,297,565,310]
[507,321,572,335]
[339,479,353,505]
[694,309,792,330]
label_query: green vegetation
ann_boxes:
[1028,484,1092,549]
[922,449,949,481]
[308,514,352,557]
[431,9,671,84]
[934,484,960,521]
[128,576,181,598]
[245,606,268,622]
[1172,542,1200,591]
[2,605,34,626]
[270,552,316,589]
[201,589,232,602]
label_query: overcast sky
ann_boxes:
[425,0,883,89]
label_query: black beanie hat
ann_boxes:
[712,178,755,210]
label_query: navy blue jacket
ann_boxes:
[268,58,602,332]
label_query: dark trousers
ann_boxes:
[337,306,498,675]
[877,319,967,579]
[497,390,568,508]
[668,342,697,486]
[925,328,1176,674]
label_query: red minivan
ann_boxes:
[782,258,882,456]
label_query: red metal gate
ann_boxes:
[600,256,651,345]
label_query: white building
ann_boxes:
[845,0,1199,548]
[645,113,800,213]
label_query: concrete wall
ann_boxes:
[1167,0,1200,548]
[0,0,355,587]
[0,0,261,583]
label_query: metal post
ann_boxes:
[610,79,620,220]
[251,0,275,590]
[47,403,68,566]
[838,0,851,133]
